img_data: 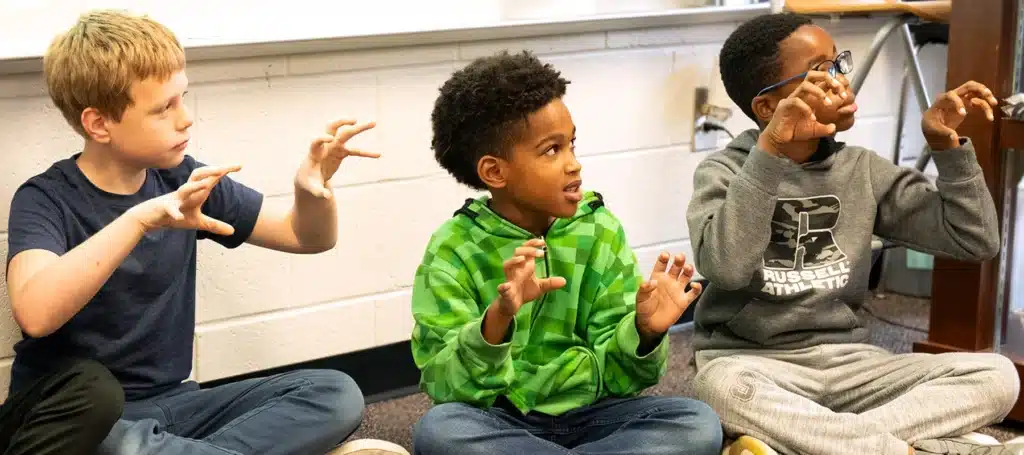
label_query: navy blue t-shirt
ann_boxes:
[5,154,263,401]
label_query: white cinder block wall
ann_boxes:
[0,14,929,398]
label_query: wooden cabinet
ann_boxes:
[913,0,1024,422]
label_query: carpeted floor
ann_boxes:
[348,292,1024,451]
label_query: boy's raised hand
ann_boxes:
[759,70,843,158]
[127,165,241,235]
[494,239,567,319]
[922,81,999,151]
[295,119,380,199]
[635,252,703,344]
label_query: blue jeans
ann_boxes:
[413,396,723,455]
[97,369,364,455]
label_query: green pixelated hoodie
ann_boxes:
[410,191,668,416]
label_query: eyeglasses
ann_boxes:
[755,50,853,98]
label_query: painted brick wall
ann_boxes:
[0,15,928,397]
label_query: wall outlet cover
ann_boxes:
[694,130,719,152]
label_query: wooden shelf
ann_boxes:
[1003,118,1024,150]
[919,0,1023,424]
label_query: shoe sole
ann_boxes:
[328,439,411,455]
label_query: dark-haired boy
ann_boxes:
[687,12,1020,455]
[409,50,724,455]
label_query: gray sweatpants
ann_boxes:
[693,343,1020,455]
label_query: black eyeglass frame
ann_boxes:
[755,50,854,98]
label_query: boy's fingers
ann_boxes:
[498,283,518,304]
[666,254,685,278]
[513,246,543,258]
[200,215,235,236]
[189,164,241,182]
[523,238,546,248]
[792,82,831,105]
[939,90,967,116]
[678,263,695,284]
[503,256,527,277]
[784,97,819,124]
[803,70,843,91]
[326,119,357,135]
[837,80,851,99]
[503,255,526,269]
[539,276,567,292]
[310,181,332,199]
[182,175,229,201]
[794,80,828,99]
[176,179,209,196]
[803,70,831,82]
[950,92,967,116]
[817,121,838,136]
[651,252,670,275]
[785,97,813,115]
[344,148,382,159]
[789,96,836,137]
[943,125,959,142]
[309,134,335,156]
[164,201,185,221]
[639,280,658,294]
[686,282,704,301]
[336,121,377,143]
[970,97,995,121]
[925,116,959,141]
[812,121,837,137]
[955,81,991,98]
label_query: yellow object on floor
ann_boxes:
[723,435,780,455]
[328,438,410,455]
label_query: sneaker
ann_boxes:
[722,435,779,455]
[914,435,1024,454]
[958,433,1002,446]
[328,438,410,455]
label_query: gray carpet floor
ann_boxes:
[348,292,1024,451]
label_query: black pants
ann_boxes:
[0,358,124,455]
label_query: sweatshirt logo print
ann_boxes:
[760,195,852,296]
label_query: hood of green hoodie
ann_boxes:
[451,190,606,239]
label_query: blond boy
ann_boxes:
[4,10,405,455]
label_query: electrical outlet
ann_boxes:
[693,86,709,124]
[693,129,720,151]
[691,85,735,152]
[691,86,710,153]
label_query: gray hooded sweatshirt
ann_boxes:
[686,128,1000,352]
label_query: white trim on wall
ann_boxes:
[0,3,769,75]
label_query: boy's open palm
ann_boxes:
[296,119,380,199]
[128,165,241,235]
[922,81,999,150]
[635,252,703,339]
[762,71,843,150]
[495,239,567,318]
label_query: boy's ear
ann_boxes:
[751,94,778,125]
[477,155,507,189]
[81,107,113,143]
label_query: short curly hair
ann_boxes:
[720,12,813,122]
[431,50,570,190]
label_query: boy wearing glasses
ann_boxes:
[687,13,1020,455]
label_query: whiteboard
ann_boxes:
[0,0,709,61]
